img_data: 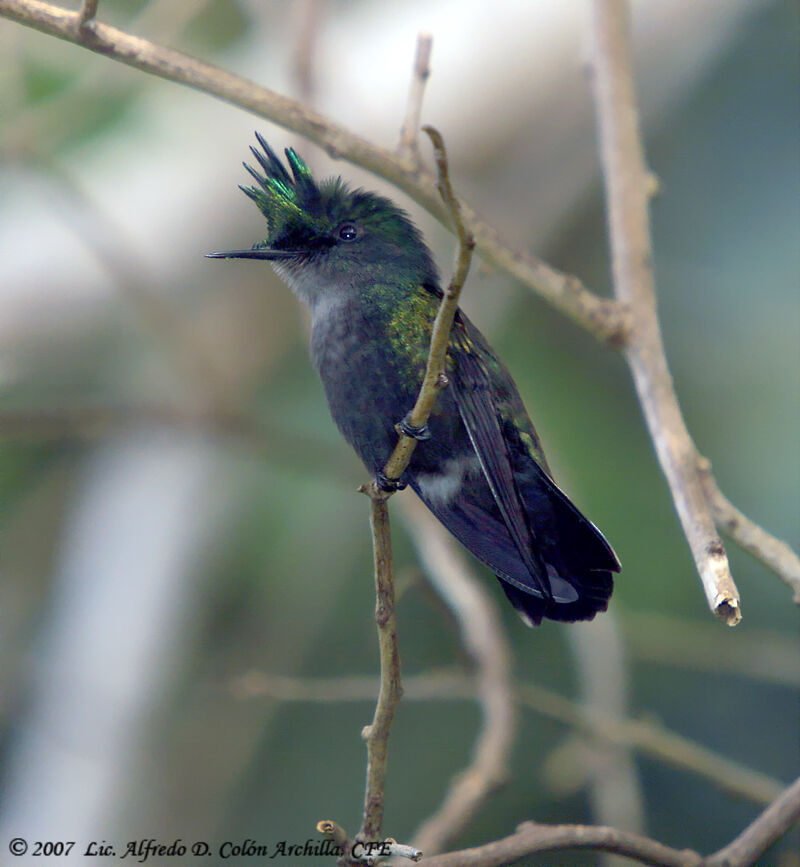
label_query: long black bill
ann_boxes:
[205,248,297,260]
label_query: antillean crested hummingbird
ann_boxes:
[208,135,620,625]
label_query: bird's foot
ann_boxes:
[376,471,407,492]
[396,413,431,441]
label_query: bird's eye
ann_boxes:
[338,224,358,242]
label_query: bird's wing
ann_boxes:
[448,322,553,600]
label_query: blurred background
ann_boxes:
[1,0,798,864]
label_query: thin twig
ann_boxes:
[0,0,626,344]
[698,457,800,602]
[355,129,474,845]
[76,0,97,28]
[375,126,474,489]
[419,774,800,867]
[317,819,350,850]
[706,774,800,867]
[401,496,515,855]
[357,496,403,844]
[590,0,740,624]
[316,821,423,865]
[232,668,785,808]
[419,822,704,867]
[398,33,433,166]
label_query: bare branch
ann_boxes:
[590,0,740,624]
[698,457,800,602]
[76,0,97,28]
[401,497,515,854]
[356,495,403,844]
[374,126,475,490]
[398,33,433,165]
[418,821,704,867]
[317,819,350,852]
[316,820,424,865]
[419,775,800,867]
[355,127,474,846]
[0,0,626,344]
[706,774,800,867]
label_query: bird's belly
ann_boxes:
[311,313,420,473]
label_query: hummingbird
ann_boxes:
[208,135,620,625]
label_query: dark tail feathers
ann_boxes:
[504,470,620,625]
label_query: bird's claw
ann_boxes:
[376,471,407,492]
[397,413,431,441]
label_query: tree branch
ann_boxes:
[76,0,97,26]
[373,126,474,490]
[398,32,433,166]
[354,129,474,847]
[418,821,704,867]
[316,820,423,864]
[705,774,800,867]
[0,0,625,345]
[357,495,404,844]
[418,774,800,867]
[698,457,800,603]
[590,0,740,624]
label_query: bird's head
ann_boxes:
[208,135,438,306]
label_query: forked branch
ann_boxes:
[591,0,740,623]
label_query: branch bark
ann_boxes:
[76,0,97,27]
[355,129,475,846]
[398,33,433,165]
[698,457,800,602]
[705,774,800,867]
[373,126,474,490]
[357,496,403,844]
[419,774,800,867]
[419,822,704,867]
[590,0,740,624]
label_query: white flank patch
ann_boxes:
[416,456,477,506]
